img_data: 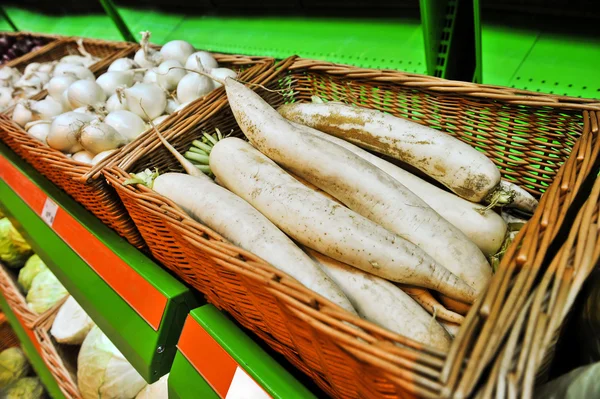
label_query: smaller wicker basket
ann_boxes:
[1,31,62,70]
[35,307,81,399]
[0,312,20,351]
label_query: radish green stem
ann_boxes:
[195,164,211,173]
[185,151,209,163]
[203,132,218,146]
[123,168,159,188]
[192,140,213,153]
[188,146,208,155]
[479,187,515,214]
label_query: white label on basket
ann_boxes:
[226,367,270,399]
[41,197,59,227]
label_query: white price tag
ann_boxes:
[226,367,270,399]
[41,197,59,227]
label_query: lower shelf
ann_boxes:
[0,294,65,399]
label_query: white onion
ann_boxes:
[60,90,72,112]
[106,93,128,112]
[108,58,137,72]
[0,66,20,83]
[25,120,51,143]
[174,101,190,113]
[12,102,33,127]
[67,80,106,109]
[72,150,94,164]
[60,55,89,66]
[91,149,116,165]
[47,112,95,153]
[31,97,64,120]
[47,75,78,101]
[210,67,237,88]
[143,69,158,84]
[134,31,162,68]
[165,98,180,114]
[53,64,94,81]
[104,110,147,141]
[123,84,166,121]
[152,115,169,125]
[24,62,41,75]
[156,60,185,91]
[185,51,218,71]
[80,120,126,154]
[160,40,195,65]
[0,87,13,108]
[96,71,134,97]
[177,73,214,104]
[38,62,56,74]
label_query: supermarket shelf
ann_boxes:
[169,305,315,399]
[3,6,123,41]
[0,294,65,399]
[0,142,198,383]
[481,23,600,98]
[116,7,428,73]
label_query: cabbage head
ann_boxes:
[535,361,600,399]
[78,326,147,399]
[50,296,95,345]
[17,254,48,294]
[0,218,32,268]
[0,348,30,389]
[135,374,167,398]
[26,269,68,314]
[2,377,44,399]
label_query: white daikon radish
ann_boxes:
[67,80,106,109]
[306,248,451,350]
[185,51,218,71]
[122,84,166,120]
[224,79,490,295]
[155,60,185,90]
[289,121,507,257]
[160,40,194,64]
[96,71,134,97]
[209,138,475,303]
[278,102,501,203]
[499,180,538,213]
[210,67,237,88]
[80,120,126,154]
[47,112,95,153]
[104,110,147,141]
[50,296,95,345]
[150,171,357,313]
[72,150,95,164]
[176,73,213,104]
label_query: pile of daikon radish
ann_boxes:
[8,31,236,166]
[126,74,536,350]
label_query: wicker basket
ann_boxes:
[0,39,274,250]
[1,31,62,69]
[0,313,20,351]
[34,306,81,399]
[104,59,600,398]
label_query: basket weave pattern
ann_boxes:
[0,314,19,351]
[102,58,600,397]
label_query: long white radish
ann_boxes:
[210,137,476,303]
[151,173,356,314]
[288,121,507,257]
[221,79,490,294]
[278,102,500,203]
[306,248,452,350]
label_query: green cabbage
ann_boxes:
[0,348,30,389]
[0,218,32,268]
[50,296,95,345]
[26,269,68,314]
[17,255,48,294]
[78,326,147,399]
[2,377,44,399]
[535,362,600,398]
[135,374,167,398]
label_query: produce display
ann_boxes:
[0,35,49,66]
[0,40,99,112]
[7,31,237,167]
[126,73,535,348]
[0,345,45,399]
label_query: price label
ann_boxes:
[226,367,270,399]
[41,197,59,227]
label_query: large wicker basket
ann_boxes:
[34,305,81,399]
[104,59,600,397]
[0,40,274,249]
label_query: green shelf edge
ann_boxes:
[0,294,65,399]
[170,305,315,399]
[0,142,198,383]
